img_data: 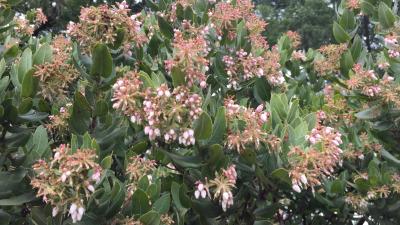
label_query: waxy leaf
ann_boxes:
[91,44,113,78]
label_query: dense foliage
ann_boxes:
[1,0,400,224]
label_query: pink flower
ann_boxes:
[223,165,237,184]
[91,170,101,183]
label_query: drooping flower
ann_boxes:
[31,145,102,223]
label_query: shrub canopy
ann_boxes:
[0,0,400,224]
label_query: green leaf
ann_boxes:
[140,210,160,225]
[339,9,356,30]
[0,192,36,206]
[18,110,48,122]
[0,167,27,191]
[130,141,148,155]
[355,178,369,193]
[330,180,345,195]
[161,150,202,168]
[271,168,291,185]
[194,112,213,140]
[148,34,161,57]
[350,35,363,61]
[378,2,396,29]
[253,78,271,103]
[381,149,400,168]
[139,71,155,88]
[361,1,375,16]
[171,67,185,88]
[287,100,299,124]
[112,28,125,49]
[33,43,52,65]
[138,176,150,191]
[340,50,354,77]
[26,125,49,164]
[20,69,37,98]
[4,45,19,60]
[153,194,170,214]
[171,182,185,209]
[82,132,92,149]
[71,134,79,152]
[101,155,113,169]
[0,59,6,77]
[304,113,317,130]
[207,144,225,169]
[132,189,151,215]
[105,181,125,218]
[91,44,113,78]
[0,210,10,225]
[146,0,159,11]
[270,94,287,120]
[95,100,108,116]
[355,106,380,120]
[18,97,33,114]
[70,91,92,134]
[207,107,226,145]
[333,22,350,43]
[18,48,32,82]
[0,76,10,95]
[157,16,174,39]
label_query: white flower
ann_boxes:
[292,184,301,193]
[194,181,207,199]
[52,207,59,217]
[87,185,95,192]
[69,203,85,223]
[220,191,233,212]
[300,174,308,185]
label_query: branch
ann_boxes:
[362,15,371,52]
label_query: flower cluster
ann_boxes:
[384,33,399,57]
[347,64,381,97]
[143,85,202,145]
[165,28,209,88]
[35,8,47,25]
[194,165,237,212]
[314,44,347,76]
[346,0,361,10]
[112,71,144,123]
[209,0,267,48]
[14,8,47,36]
[289,123,343,192]
[292,50,307,61]
[245,13,269,49]
[67,2,147,52]
[34,36,79,101]
[263,47,285,85]
[14,14,34,36]
[31,144,102,223]
[126,156,156,195]
[166,0,195,23]
[345,64,400,107]
[112,75,203,145]
[223,49,266,89]
[224,98,273,153]
[46,103,72,138]
[222,47,284,89]
[286,31,302,49]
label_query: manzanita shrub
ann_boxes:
[1,0,400,224]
